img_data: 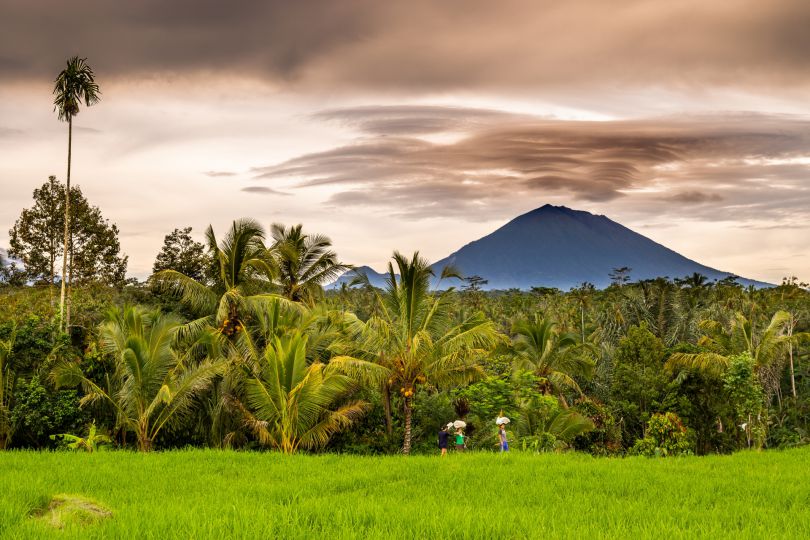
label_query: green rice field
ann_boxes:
[1,448,808,539]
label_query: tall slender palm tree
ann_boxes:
[510,315,595,405]
[355,251,501,454]
[51,306,226,451]
[270,223,349,305]
[53,56,100,330]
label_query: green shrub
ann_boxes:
[630,412,692,457]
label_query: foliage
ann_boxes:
[51,421,111,452]
[270,223,349,304]
[227,332,380,453]
[352,251,501,453]
[9,376,86,448]
[722,353,766,449]
[9,177,127,286]
[629,412,692,457]
[51,306,226,451]
[609,323,668,444]
[152,227,211,283]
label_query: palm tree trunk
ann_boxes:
[58,116,72,331]
[788,317,797,399]
[66,241,73,329]
[580,304,585,343]
[402,395,413,455]
[383,384,393,437]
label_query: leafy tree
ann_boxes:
[53,56,101,330]
[8,176,62,286]
[9,177,128,292]
[723,353,766,449]
[152,227,210,283]
[270,223,349,304]
[609,323,668,444]
[629,412,692,457]
[609,266,632,286]
[354,252,501,453]
[9,375,86,448]
[52,306,226,451]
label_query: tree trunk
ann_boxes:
[59,116,72,331]
[580,304,585,344]
[383,384,393,437]
[788,316,797,399]
[66,240,73,330]
[402,395,413,455]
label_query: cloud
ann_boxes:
[253,107,810,221]
[204,171,237,177]
[3,0,810,100]
[666,191,723,204]
[0,127,23,137]
[240,186,290,196]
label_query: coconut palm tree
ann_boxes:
[227,331,383,453]
[354,251,501,454]
[510,315,595,405]
[666,311,791,379]
[53,56,100,330]
[270,223,349,305]
[151,218,280,341]
[51,306,226,451]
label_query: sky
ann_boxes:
[1,0,809,283]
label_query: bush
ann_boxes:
[629,412,692,457]
[10,376,87,448]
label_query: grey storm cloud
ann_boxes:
[2,0,810,95]
[252,107,810,220]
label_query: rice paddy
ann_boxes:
[1,448,808,539]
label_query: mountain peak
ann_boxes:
[330,205,767,291]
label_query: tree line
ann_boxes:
[1,204,808,455]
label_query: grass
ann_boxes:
[1,448,808,539]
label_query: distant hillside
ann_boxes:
[330,205,769,290]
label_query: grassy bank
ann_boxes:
[1,448,808,539]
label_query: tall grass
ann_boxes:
[1,448,808,538]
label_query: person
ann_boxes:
[455,428,465,452]
[498,424,509,452]
[438,426,450,456]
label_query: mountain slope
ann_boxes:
[332,205,768,290]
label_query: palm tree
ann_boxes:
[510,315,595,405]
[226,331,382,453]
[355,251,501,454]
[667,311,790,377]
[51,306,226,451]
[151,218,279,341]
[53,56,100,330]
[270,223,349,304]
[569,282,595,344]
